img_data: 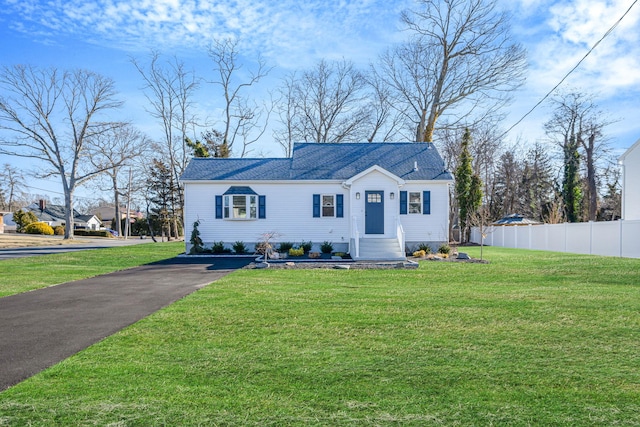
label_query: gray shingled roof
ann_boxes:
[180,143,453,182]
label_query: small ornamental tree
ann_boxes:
[189,219,204,254]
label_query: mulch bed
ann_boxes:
[246,254,488,269]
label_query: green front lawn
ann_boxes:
[1,247,638,425]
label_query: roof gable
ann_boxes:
[180,142,453,182]
[344,165,405,186]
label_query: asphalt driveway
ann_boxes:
[0,256,253,391]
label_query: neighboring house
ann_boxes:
[619,137,640,221]
[180,142,454,260]
[26,201,102,230]
[92,206,143,226]
[0,212,12,233]
[493,213,540,226]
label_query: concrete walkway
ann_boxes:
[0,257,253,391]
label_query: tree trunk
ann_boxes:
[113,175,122,237]
[63,189,75,240]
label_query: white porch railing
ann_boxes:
[351,216,360,259]
[395,216,405,256]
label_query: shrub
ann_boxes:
[289,247,304,257]
[320,241,333,254]
[53,225,65,235]
[413,250,426,258]
[24,222,54,235]
[300,241,313,253]
[417,243,432,254]
[75,230,113,237]
[233,241,247,254]
[211,241,227,254]
[438,244,451,255]
[277,242,294,253]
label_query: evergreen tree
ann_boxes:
[521,143,555,222]
[563,134,582,222]
[185,137,211,158]
[455,128,483,243]
[12,209,38,233]
[148,159,179,240]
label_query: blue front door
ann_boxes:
[365,191,384,234]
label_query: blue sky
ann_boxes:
[1,0,639,202]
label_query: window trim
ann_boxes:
[321,194,335,218]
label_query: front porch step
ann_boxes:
[357,238,406,261]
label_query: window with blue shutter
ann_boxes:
[217,187,265,220]
[313,194,321,217]
[399,191,407,215]
[423,191,431,215]
[336,194,344,218]
[215,195,223,219]
[258,195,266,219]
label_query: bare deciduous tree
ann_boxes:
[0,65,122,238]
[377,0,527,142]
[277,59,371,144]
[273,72,299,157]
[208,38,271,157]
[132,51,199,237]
[0,163,27,211]
[88,124,148,237]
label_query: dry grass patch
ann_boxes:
[0,234,90,248]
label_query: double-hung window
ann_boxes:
[322,195,335,217]
[408,192,422,214]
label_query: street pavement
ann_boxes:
[0,236,155,260]
[0,256,253,391]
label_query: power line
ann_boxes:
[500,0,639,140]
[20,183,102,202]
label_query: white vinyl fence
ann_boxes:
[470,220,640,258]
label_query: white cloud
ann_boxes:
[495,0,640,147]
[2,0,412,69]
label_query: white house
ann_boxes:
[180,142,454,260]
[619,137,640,221]
[25,201,102,230]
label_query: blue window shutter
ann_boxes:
[423,191,431,215]
[336,194,344,218]
[400,191,407,215]
[313,194,320,217]
[258,195,266,219]
[215,195,223,219]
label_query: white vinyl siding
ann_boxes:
[184,182,349,247]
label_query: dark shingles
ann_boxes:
[180,143,453,182]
